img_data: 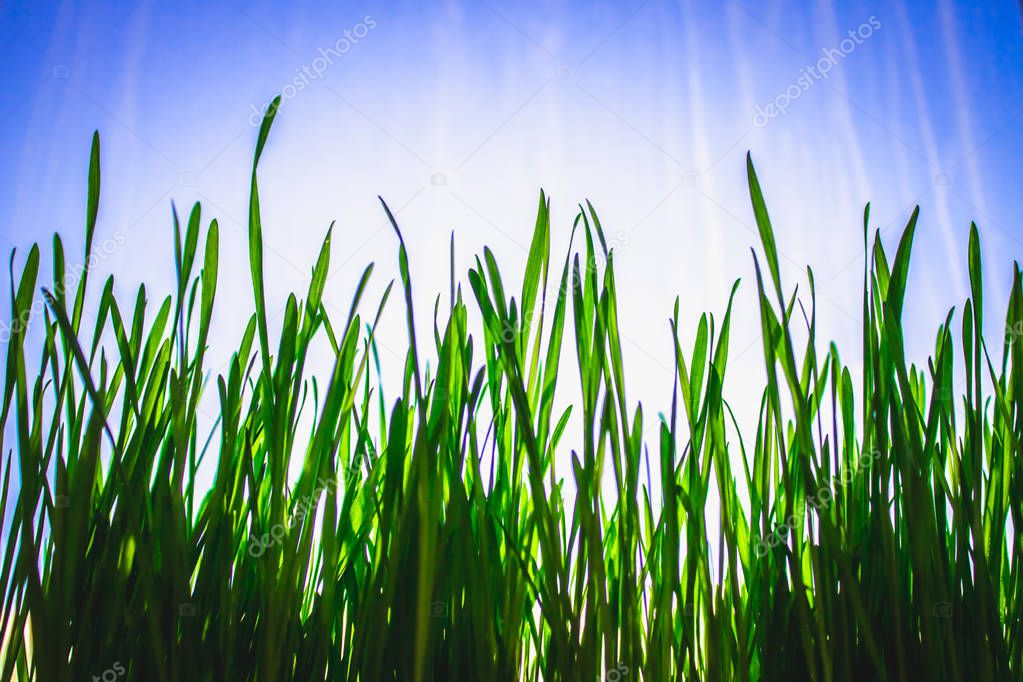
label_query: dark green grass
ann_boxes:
[0,98,1020,681]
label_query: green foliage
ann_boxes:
[1,109,1020,682]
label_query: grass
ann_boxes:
[0,96,1020,681]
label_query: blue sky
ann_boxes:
[1,0,1022,429]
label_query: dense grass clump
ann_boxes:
[1,98,1020,681]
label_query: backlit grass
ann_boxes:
[1,98,1019,681]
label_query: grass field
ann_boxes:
[1,98,1020,681]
